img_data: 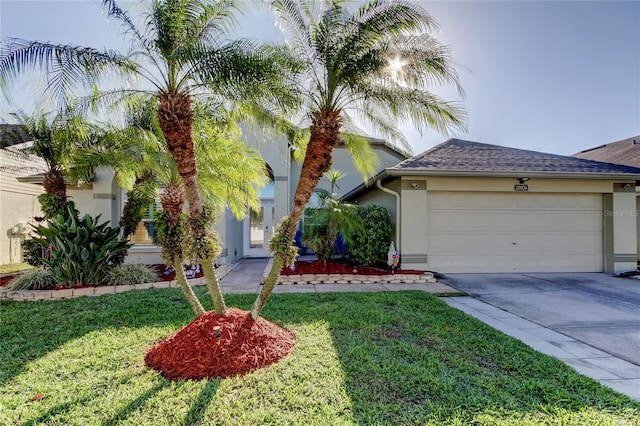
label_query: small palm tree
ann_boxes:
[72,97,267,316]
[323,168,346,195]
[1,0,295,315]
[252,0,466,318]
[302,169,363,263]
[5,110,98,220]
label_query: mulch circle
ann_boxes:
[144,308,295,380]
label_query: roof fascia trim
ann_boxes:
[385,169,640,180]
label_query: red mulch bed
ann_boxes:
[0,275,14,287]
[144,308,295,380]
[281,260,425,276]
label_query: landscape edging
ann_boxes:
[0,264,234,302]
[261,258,437,285]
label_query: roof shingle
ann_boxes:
[573,136,640,168]
[390,139,640,175]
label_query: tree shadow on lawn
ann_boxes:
[279,291,640,425]
[19,378,219,426]
[0,288,203,386]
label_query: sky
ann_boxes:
[0,0,638,157]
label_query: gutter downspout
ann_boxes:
[376,179,400,253]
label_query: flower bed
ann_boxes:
[270,260,436,285]
[281,260,425,276]
[0,264,232,301]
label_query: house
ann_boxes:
[344,139,640,274]
[25,131,408,266]
[0,140,46,264]
[7,131,638,275]
[573,136,640,261]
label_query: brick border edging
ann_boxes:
[0,264,234,302]
[261,258,437,285]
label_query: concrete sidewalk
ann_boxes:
[220,259,639,402]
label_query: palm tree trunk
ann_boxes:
[181,174,227,315]
[174,255,206,316]
[251,110,341,319]
[43,170,66,198]
[201,258,226,314]
[158,92,227,315]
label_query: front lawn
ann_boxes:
[1,290,638,425]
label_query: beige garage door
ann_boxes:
[426,192,603,273]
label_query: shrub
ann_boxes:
[37,193,76,221]
[302,193,364,263]
[8,268,56,290]
[32,211,131,287]
[21,238,47,267]
[103,263,159,286]
[349,204,394,267]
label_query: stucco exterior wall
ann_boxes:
[67,186,95,218]
[610,185,638,272]
[420,176,619,193]
[217,211,243,264]
[0,191,42,264]
[637,194,640,261]
[0,149,45,264]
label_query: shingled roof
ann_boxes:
[0,124,30,148]
[388,139,640,177]
[573,136,640,168]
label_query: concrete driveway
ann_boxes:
[441,273,640,366]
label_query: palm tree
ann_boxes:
[5,110,97,220]
[302,169,363,263]
[73,97,267,316]
[0,0,295,315]
[251,0,467,319]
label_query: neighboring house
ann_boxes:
[18,130,408,266]
[0,141,46,264]
[344,139,640,274]
[573,136,640,262]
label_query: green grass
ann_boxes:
[1,290,638,425]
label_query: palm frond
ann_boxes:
[341,133,380,182]
[376,34,465,97]
[185,40,300,113]
[353,81,467,138]
[184,0,243,45]
[0,38,136,110]
[345,102,409,151]
[101,0,155,55]
[353,0,436,34]
[194,120,267,219]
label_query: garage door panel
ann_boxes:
[427,231,602,255]
[428,211,602,233]
[426,192,603,273]
[428,254,603,273]
[430,192,601,210]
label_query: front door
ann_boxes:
[244,200,274,257]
